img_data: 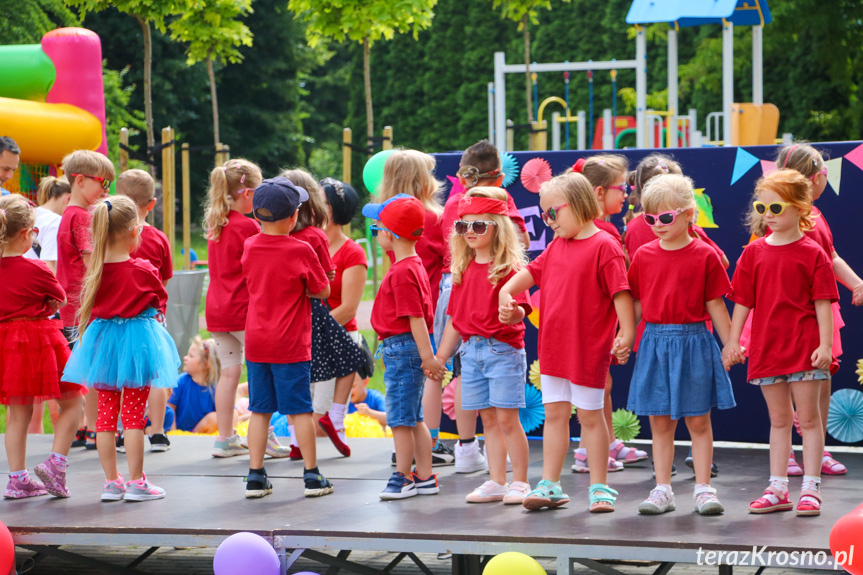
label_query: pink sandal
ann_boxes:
[609,442,648,464]
[787,452,803,476]
[749,486,793,514]
[796,489,822,516]
[571,449,624,474]
[821,451,847,475]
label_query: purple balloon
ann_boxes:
[214,532,280,575]
[293,573,322,575]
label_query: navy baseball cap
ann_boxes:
[252,177,309,222]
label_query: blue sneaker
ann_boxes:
[380,471,416,500]
[684,449,719,477]
[303,469,334,498]
[412,472,440,496]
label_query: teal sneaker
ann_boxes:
[522,479,569,511]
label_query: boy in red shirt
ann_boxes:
[57,150,115,450]
[241,177,334,500]
[117,168,174,453]
[365,194,447,500]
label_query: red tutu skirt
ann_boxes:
[0,318,85,405]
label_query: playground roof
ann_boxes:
[626,0,772,27]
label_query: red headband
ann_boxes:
[573,158,587,173]
[458,196,507,218]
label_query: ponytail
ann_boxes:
[36,176,71,206]
[204,159,262,241]
[0,195,35,256]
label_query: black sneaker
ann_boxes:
[391,452,416,467]
[431,441,455,466]
[684,448,719,477]
[303,470,334,497]
[244,471,273,499]
[71,428,87,448]
[149,433,171,452]
[115,433,125,454]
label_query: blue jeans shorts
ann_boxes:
[381,333,425,427]
[459,336,527,410]
[749,369,831,386]
[246,360,313,415]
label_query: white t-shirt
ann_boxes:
[24,206,62,262]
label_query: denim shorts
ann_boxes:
[381,333,426,427]
[749,369,831,386]
[247,360,313,415]
[459,336,526,410]
[432,273,460,376]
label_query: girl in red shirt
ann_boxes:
[203,159,262,457]
[627,174,736,516]
[724,170,838,517]
[0,195,85,499]
[63,196,180,502]
[500,173,635,513]
[435,187,532,505]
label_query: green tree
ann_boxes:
[0,0,78,45]
[288,0,437,148]
[170,0,254,148]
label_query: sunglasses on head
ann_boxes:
[70,173,112,190]
[644,208,685,226]
[540,203,569,226]
[454,220,496,236]
[753,201,791,216]
[370,224,400,239]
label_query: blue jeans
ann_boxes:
[381,334,425,427]
[459,336,527,410]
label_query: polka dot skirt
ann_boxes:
[310,300,366,382]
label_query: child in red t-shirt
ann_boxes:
[436,187,532,505]
[0,195,86,499]
[724,170,838,517]
[241,177,334,500]
[366,194,446,500]
[58,150,116,450]
[63,195,180,502]
[626,174,736,516]
[117,168,174,453]
[203,159,262,457]
[500,173,635,513]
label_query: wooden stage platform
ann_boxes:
[1,436,860,574]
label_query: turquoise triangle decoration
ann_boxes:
[730,147,761,185]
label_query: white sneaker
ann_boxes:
[483,444,512,473]
[454,440,486,473]
[212,433,248,458]
[638,485,676,515]
[465,480,508,503]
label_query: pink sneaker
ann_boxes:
[34,457,70,498]
[4,474,48,499]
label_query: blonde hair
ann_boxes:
[775,143,825,180]
[190,335,221,386]
[641,174,699,236]
[280,168,328,232]
[76,195,140,335]
[576,154,629,189]
[36,176,71,206]
[539,173,600,225]
[449,187,526,286]
[116,169,155,207]
[204,159,262,241]
[0,195,35,256]
[61,150,115,182]
[377,149,443,216]
[750,169,815,233]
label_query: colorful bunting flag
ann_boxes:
[760,160,777,175]
[825,157,843,195]
[731,148,761,185]
[843,143,863,172]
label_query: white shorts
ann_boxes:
[540,374,605,411]
[212,330,245,369]
[310,330,360,415]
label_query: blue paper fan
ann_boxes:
[519,383,545,434]
[827,388,863,443]
[500,153,519,188]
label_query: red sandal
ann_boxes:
[796,489,822,516]
[749,486,793,514]
[821,451,847,475]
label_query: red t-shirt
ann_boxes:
[0,256,67,321]
[291,226,335,273]
[57,205,92,327]
[371,255,434,340]
[417,210,444,310]
[447,261,531,349]
[241,234,329,364]
[595,219,622,245]
[625,214,725,260]
[764,205,834,257]
[205,211,260,332]
[728,236,838,379]
[440,191,527,273]
[527,232,630,389]
[327,239,367,332]
[131,225,174,285]
[92,259,167,320]
[629,239,730,324]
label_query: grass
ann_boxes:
[0,405,56,434]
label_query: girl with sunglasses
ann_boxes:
[435,187,532,505]
[500,173,635,513]
[724,170,837,517]
[626,175,735,516]
[203,159,262,458]
[0,195,85,499]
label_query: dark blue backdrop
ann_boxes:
[432,142,863,445]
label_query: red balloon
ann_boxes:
[0,520,14,575]
[830,503,863,575]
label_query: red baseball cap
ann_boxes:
[362,194,425,241]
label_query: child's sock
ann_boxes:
[769,475,789,494]
[609,439,623,451]
[330,404,347,443]
[459,436,476,446]
[801,475,821,491]
[289,425,298,448]
[430,428,440,448]
[9,469,28,480]
[50,452,68,470]
[694,482,711,493]
[655,483,672,493]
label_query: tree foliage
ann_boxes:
[0,0,79,44]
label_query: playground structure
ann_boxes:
[492,0,778,152]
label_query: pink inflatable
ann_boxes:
[41,28,107,156]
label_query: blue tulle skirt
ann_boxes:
[62,308,181,391]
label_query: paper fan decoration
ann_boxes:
[440,369,453,389]
[519,383,545,433]
[446,175,465,198]
[520,158,552,193]
[500,153,519,188]
[612,409,641,442]
[344,412,390,438]
[527,289,540,328]
[441,379,478,420]
[827,388,863,443]
[529,360,541,389]
[856,359,863,384]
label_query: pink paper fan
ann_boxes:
[441,379,479,421]
[447,175,465,198]
[520,158,552,193]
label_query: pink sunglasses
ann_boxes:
[810,167,827,181]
